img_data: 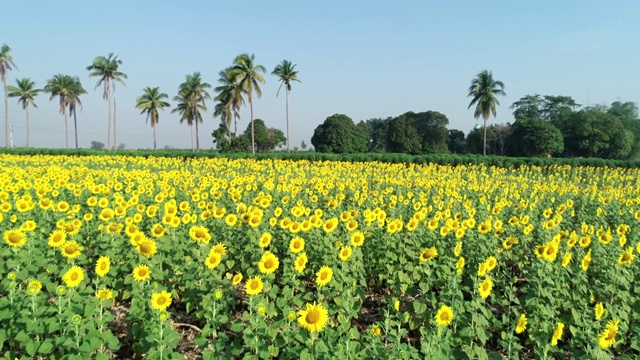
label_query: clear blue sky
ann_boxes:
[2,0,639,149]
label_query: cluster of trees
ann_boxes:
[0,44,297,151]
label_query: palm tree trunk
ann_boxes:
[107,87,112,150]
[64,112,69,149]
[25,106,30,147]
[286,88,290,152]
[153,122,157,151]
[3,76,9,148]
[113,97,117,151]
[73,108,78,149]
[250,97,255,154]
[190,124,194,151]
[483,119,487,156]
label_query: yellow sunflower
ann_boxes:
[210,242,227,256]
[289,237,305,254]
[297,302,329,333]
[618,247,634,265]
[339,246,353,261]
[581,249,592,271]
[62,266,85,288]
[479,276,493,300]
[95,256,111,277]
[245,276,264,296]
[295,253,308,273]
[232,273,243,286]
[60,241,83,259]
[258,232,272,248]
[435,304,453,326]
[133,264,151,282]
[96,288,114,300]
[205,252,222,269]
[258,251,280,275]
[315,266,333,287]
[27,279,42,295]
[515,314,527,334]
[4,229,26,248]
[598,319,620,349]
[595,302,605,320]
[48,229,67,248]
[151,290,172,311]
[137,239,157,258]
[551,322,564,346]
[350,231,365,247]
[419,247,438,263]
[189,225,211,244]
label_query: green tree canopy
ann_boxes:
[311,114,368,153]
[508,119,564,157]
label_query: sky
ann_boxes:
[1,0,639,150]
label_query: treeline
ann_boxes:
[309,95,640,160]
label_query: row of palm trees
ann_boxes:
[0,44,301,151]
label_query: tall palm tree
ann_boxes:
[44,74,79,149]
[467,70,506,156]
[214,67,244,144]
[66,78,87,149]
[172,72,211,151]
[136,87,170,151]
[87,53,127,150]
[7,78,39,147]
[0,44,17,148]
[229,54,266,154]
[272,60,300,152]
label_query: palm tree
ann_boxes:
[66,78,87,149]
[172,72,211,151]
[44,74,79,149]
[7,78,39,147]
[87,53,127,150]
[136,87,170,151]
[229,54,266,154]
[467,70,506,156]
[0,44,17,148]
[272,60,300,152]
[214,67,244,144]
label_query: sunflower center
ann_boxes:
[8,233,21,244]
[70,272,79,281]
[320,272,328,280]
[65,244,77,254]
[622,253,631,262]
[66,225,74,232]
[250,281,259,290]
[195,230,205,238]
[264,259,274,269]
[440,313,450,322]
[305,311,319,324]
[140,243,151,253]
[294,242,301,249]
[100,262,107,270]
[139,269,148,277]
[157,297,166,305]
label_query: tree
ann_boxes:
[510,94,580,125]
[87,53,127,150]
[272,60,301,152]
[311,114,368,153]
[90,141,105,150]
[508,119,563,157]
[136,87,170,151]
[229,54,266,154]
[447,130,466,154]
[0,44,17,148]
[492,123,511,156]
[66,78,87,149]
[608,101,640,159]
[247,119,286,152]
[412,111,449,153]
[213,67,244,144]
[172,72,211,151]
[44,75,83,149]
[366,117,392,153]
[386,114,422,154]
[510,94,544,121]
[7,78,39,147]
[467,70,506,155]
[467,126,497,155]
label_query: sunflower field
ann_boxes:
[1,154,639,359]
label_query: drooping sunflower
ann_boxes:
[151,290,172,311]
[315,266,333,287]
[60,241,83,259]
[205,252,222,269]
[245,276,264,296]
[561,252,572,268]
[289,237,305,254]
[581,249,592,271]
[551,322,564,346]
[479,276,493,300]
[95,256,111,277]
[435,304,453,326]
[258,251,280,275]
[419,247,438,263]
[297,302,329,333]
[137,239,158,258]
[133,264,151,282]
[62,266,85,288]
[595,302,605,320]
[4,229,26,248]
[96,288,114,301]
[339,246,353,261]
[350,231,365,247]
[618,247,634,265]
[515,314,527,334]
[295,253,308,273]
[598,319,620,349]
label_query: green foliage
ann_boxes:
[387,114,422,154]
[511,94,580,123]
[311,114,369,153]
[509,119,564,157]
[466,127,496,155]
[365,118,391,153]
[447,130,466,154]
[608,101,640,159]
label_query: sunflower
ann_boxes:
[96,288,114,300]
[315,266,333,287]
[150,223,167,238]
[453,242,462,257]
[485,256,497,271]
[477,221,491,234]
[232,273,243,286]
[210,242,227,256]
[225,214,238,227]
[339,246,353,261]
[95,256,111,277]
[4,229,26,248]
[258,251,280,275]
[62,266,85,288]
[295,253,308,273]
[130,231,147,247]
[503,237,518,250]
[137,239,158,258]
[245,276,264,296]
[289,237,305,254]
[259,232,272,248]
[618,247,634,265]
[551,322,564,346]
[595,302,605,320]
[151,290,172,311]
[515,314,527,334]
[27,279,42,295]
[419,247,438,263]
[205,253,222,269]
[60,241,83,259]
[133,264,151,282]
[20,220,37,232]
[297,302,329,333]
[350,231,365,247]
[542,242,559,262]
[479,276,493,300]
[456,257,465,275]
[598,319,620,349]
[188,225,211,244]
[581,249,592,271]
[322,218,339,234]
[435,304,453,326]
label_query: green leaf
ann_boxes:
[315,339,329,353]
[38,339,54,354]
[26,340,39,357]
